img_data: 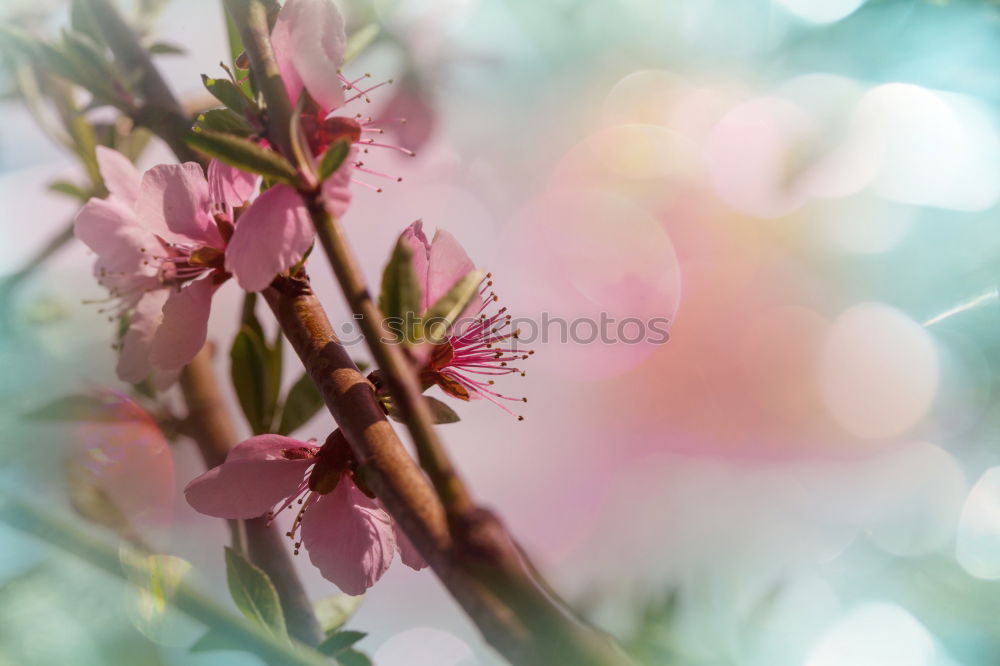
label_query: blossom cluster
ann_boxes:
[75,0,529,595]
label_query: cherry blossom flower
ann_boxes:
[70,389,175,536]
[75,148,255,384]
[401,221,531,418]
[226,0,416,291]
[184,433,425,594]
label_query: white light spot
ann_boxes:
[777,0,866,24]
[956,467,1000,579]
[805,603,936,666]
[374,628,476,666]
[820,303,938,439]
[856,84,1000,211]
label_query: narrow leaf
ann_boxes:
[421,270,483,344]
[70,0,105,46]
[201,74,248,112]
[187,130,298,184]
[383,396,460,424]
[23,394,123,422]
[224,546,288,640]
[277,373,325,436]
[265,331,283,432]
[317,139,350,183]
[318,630,367,657]
[230,326,270,434]
[337,649,374,666]
[196,108,255,137]
[313,595,364,634]
[189,628,245,653]
[48,180,91,201]
[119,548,192,644]
[240,291,265,340]
[379,235,422,343]
[425,396,460,424]
[148,41,185,55]
[343,24,380,65]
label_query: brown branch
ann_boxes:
[228,0,632,661]
[262,275,630,665]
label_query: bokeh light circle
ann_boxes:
[374,628,476,666]
[819,303,938,440]
[956,467,1000,580]
[776,0,866,24]
[501,186,682,379]
[805,602,937,666]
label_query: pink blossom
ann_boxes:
[221,0,417,292]
[72,389,175,533]
[270,0,413,192]
[401,221,531,418]
[185,433,425,594]
[75,148,254,384]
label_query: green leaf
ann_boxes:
[58,31,121,102]
[225,10,246,70]
[318,630,367,657]
[240,291,265,340]
[313,594,364,634]
[70,0,105,47]
[383,395,460,425]
[421,269,483,344]
[187,130,298,184]
[48,180,91,201]
[148,41,185,55]
[379,234,423,343]
[196,108,255,137]
[277,373,325,436]
[223,546,288,640]
[266,331,284,431]
[119,548,192,644]
[343,23,380,65]
[337,649,374,666]
[317,139,350,183]
[230,325,271,434]
[425,396,460,424]
[23,394,120,422]
[201,74,249,112]
[189,628,245,653]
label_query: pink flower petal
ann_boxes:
[277,0,346,112]
[184,435,317,519]
[427,229,477,308]
[136,163,222,248]
[96,146,141,207]
[208,158,258,209]
[270,1,305,107]
[227,434,319,463]
[392,518,428,570]
[149,278,215,372]
[321,147,355,218]
[301,478,396,595]
[74,197,159,277]
[116,289,169,384]
[225,184,314,292]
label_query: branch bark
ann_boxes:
[228,2,632,662]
